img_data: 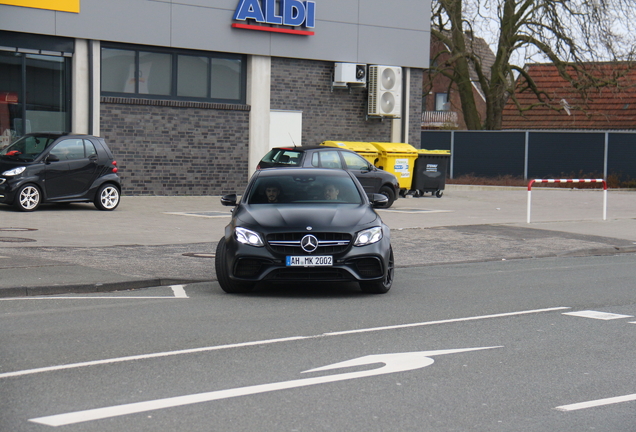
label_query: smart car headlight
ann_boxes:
[354,226,383,246]
[235,227,264,247]
[2,166,26,176]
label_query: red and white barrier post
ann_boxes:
[527,179,607,223]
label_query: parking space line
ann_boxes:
[556,393,636,411]
[0,306,569,380]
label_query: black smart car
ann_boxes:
[257,146,400,208]
[215,168,394,294]
[0,133,121,212]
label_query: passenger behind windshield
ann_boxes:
[323,183,340,200]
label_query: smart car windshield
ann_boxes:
[247,173,362,204]
[0,135,56,161]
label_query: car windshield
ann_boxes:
[261,148,302,166]
[247,173,363,205]
[0,135,57,162]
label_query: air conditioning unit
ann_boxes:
[334,63,367,84]
[367,65,402,118]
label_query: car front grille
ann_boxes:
[266,267,352,281]
[266,232,352,255]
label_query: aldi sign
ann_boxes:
[232,0,316,35]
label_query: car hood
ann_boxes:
[236,204,378,231]
[0,158,31,173]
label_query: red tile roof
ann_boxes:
[502,63,636,130]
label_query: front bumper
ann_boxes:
[0,177,16,204]
[225,235,391,283]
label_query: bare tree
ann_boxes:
[429,0,636,129]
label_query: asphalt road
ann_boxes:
[2,253,635,431]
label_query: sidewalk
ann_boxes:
[1,185,634,297]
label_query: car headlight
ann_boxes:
[235,227,264,247]
[2,166,26,176]
[354,226,383,246]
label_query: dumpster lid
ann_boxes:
[370,142,418,154]
[418,149,451,155]
[321,141,378,153]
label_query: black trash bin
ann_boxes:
[412,150,450,198]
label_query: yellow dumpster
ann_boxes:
[320,141,379,165]
[370,142,418,190]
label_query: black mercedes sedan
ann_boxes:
[215,168,394,294]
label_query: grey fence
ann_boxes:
[421,130,636,180]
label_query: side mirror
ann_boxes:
[220,193,237,206]
[46,154,59,163]
[368,193,389,206]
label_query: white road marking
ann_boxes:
[0,285,189,301]
[163,211,230,218]
[170,285,188,298]
[29,347,502,427]
[0,307,567,380]
[562,310,633,320]
[376,209,452,214]
[324,307,571,336]
[556,393,636,411]
[0,297,184,301]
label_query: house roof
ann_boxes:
[502,63,636,130]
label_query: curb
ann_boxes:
[0,278,209,298]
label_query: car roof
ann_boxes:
[271,145,356,153]
[24,132,95,139]
[256,167,353,178]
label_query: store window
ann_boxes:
[101,44,246,104]
[0,51,70,144]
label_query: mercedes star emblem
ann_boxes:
[300,234,318,253]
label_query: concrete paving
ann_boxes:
[0,185,634,297]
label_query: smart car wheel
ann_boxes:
[375,185,396,208]
[14,184,41,212]
[94,184,120,211]
[215,237,255,294]
[360,246,394,294]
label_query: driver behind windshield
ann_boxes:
[264,181,282,203]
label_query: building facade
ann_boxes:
[0,0,430,195]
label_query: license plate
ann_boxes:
[286,256,332,267]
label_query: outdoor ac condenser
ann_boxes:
[367,65,402,118]
[334,63,367,84]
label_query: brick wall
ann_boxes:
[408,68,423,147]
[100,97,250,196]
[271,58,395,145]
[99,59,423,197]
